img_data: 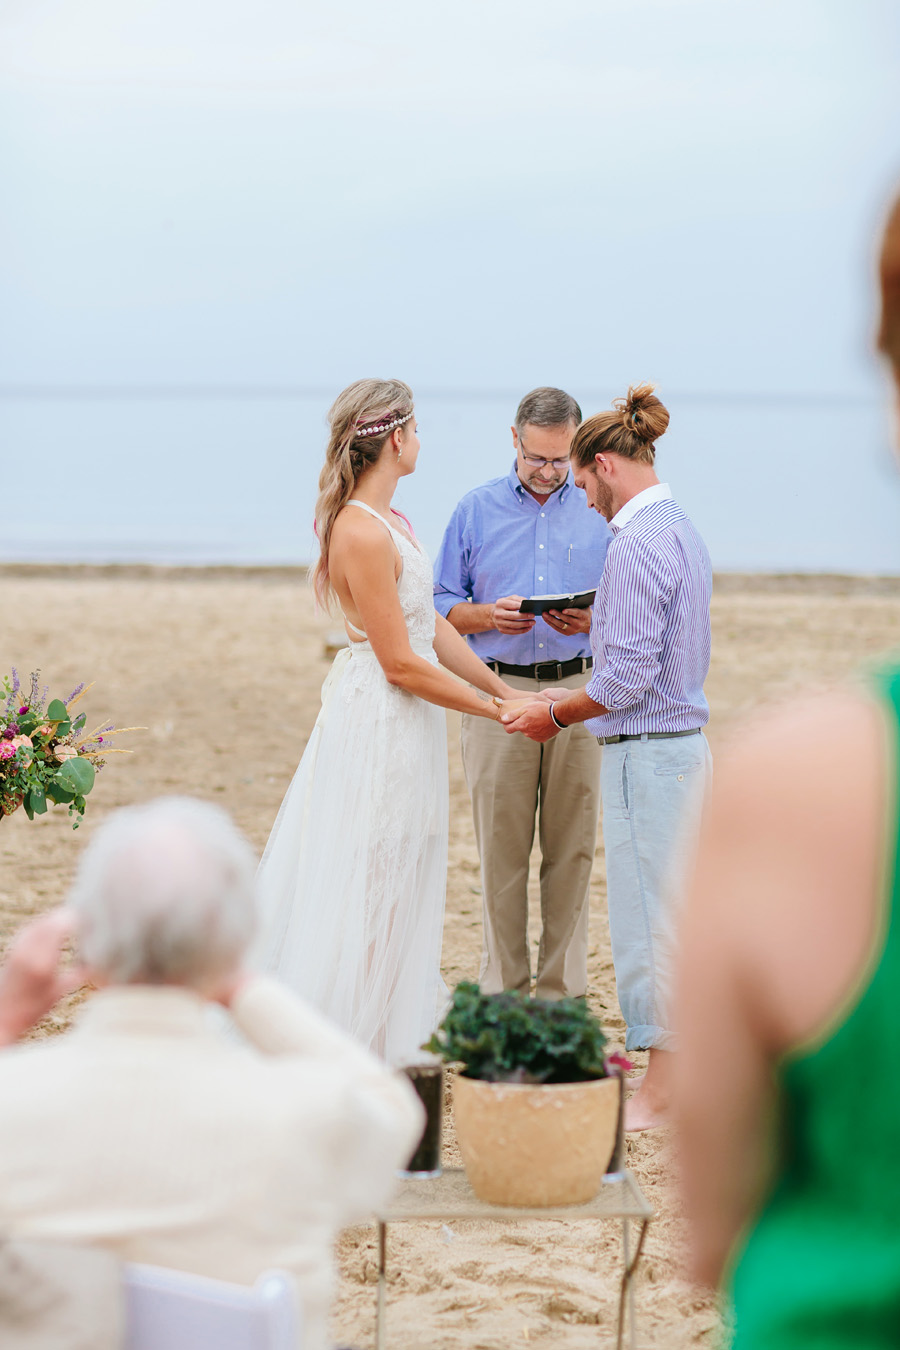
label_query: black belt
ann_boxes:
[596,728,702,746]
[485,657,592,681]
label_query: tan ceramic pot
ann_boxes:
[453,1074,620,1207]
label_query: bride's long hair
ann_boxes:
[312,378,415,608]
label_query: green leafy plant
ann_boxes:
[424,981,612,1085]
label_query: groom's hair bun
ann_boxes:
[617,383,669,446]
[570,383,668,468]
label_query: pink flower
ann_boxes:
[0,743,15,760]
[606,1051,634,1074]
[54,745,78,762]
[36,725,51,738]
[10,735,32,751]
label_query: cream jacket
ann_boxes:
[0,977,424,1350]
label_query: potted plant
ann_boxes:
[424,982,628,1208]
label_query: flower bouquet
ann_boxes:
[1,669,138,828]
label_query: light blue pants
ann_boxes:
[600,732,712,1052]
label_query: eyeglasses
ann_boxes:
[521,454,570,470]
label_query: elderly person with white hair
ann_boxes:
[0,797,423,1350]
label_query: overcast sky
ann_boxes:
[1,0,899,401]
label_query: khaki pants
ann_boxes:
[461,671,601,999]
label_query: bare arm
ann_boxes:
[332,516,509,720]
[676,794,776,1286]
[432,614,524,700]
[676,691,886,1287]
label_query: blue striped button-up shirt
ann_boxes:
[433,463,611,665]
[585,484,711,737]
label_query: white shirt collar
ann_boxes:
[73,985,214,1039]
[609,482,672,531]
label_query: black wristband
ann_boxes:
[548,702,567,730]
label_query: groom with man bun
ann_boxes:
[504,384,712,1132]
[434,387,611,1001]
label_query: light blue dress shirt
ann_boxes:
[433,463,611,666]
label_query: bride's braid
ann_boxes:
[312,378,415,607]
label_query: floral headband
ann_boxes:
[354,409,413,439]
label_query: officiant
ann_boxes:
[433,387,611,1000]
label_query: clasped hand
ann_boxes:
[499,689,566,743]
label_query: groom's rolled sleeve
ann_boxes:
[586,536,669,712]
[433,503,473,618]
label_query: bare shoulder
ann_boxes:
[711,686,886,826]
[330,506,396,565]
[694,684,891,1050]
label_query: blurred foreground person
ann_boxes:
[677,193,900,1348]
[0,797,423,1350]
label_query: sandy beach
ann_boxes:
[2,565,899,1348]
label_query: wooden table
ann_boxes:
[374,1167,653,1349]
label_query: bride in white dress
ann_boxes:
[254,379,531,1063]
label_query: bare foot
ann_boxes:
[624,1084,667,1132]
[623,1048,672,1132]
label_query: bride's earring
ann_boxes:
[396,447,402,461]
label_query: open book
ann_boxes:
[518,589,596,615]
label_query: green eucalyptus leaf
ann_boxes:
[55,756,95,796]
[28,788,47,816]
[46,699,68,722]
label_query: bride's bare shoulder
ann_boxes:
[330,506,394,554]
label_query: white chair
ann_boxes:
[123,1262,299,1350]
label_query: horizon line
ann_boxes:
[0,383,880,406]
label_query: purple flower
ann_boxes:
[17,706,28,716]
[2,728,15,741]
[11,669,19,694]
[65,683,85,707]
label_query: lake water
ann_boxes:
[2,389,899,574]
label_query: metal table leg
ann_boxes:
[376,1221,387,1350]
[616,1216,649,1350]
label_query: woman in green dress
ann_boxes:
[676,191,900,1348]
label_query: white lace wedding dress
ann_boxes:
[253,501,449,1064]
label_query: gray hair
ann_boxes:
[67,797,257,987]
[514,387,582,433]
